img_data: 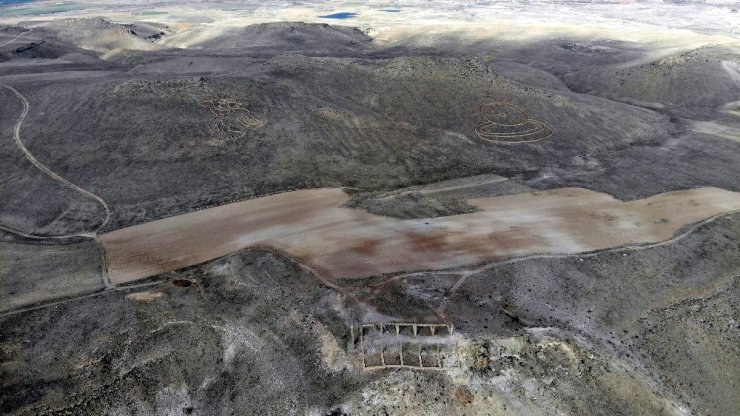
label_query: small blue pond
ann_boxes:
[381,9,401,13]
[318,12,358,20]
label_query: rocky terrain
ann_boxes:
[0,7,739,416]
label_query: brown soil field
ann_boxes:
[100,187,740,285]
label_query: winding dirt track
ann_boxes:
[0,31,27,48]
[1,84,111,236]
[1,84,113,288]
[101,186,740,285]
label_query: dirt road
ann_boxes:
[100,186,740,285]
[0,31,27,48]
[1,84,111,234]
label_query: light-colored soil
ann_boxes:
[100,186,740,285]
[373,174,509,200]
[690,120,740,143]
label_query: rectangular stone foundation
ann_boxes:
[360,323,457,370]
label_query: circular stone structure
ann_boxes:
[474,102,554,143]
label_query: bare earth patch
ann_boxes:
[125,291,163,302]
[100,187,740,285]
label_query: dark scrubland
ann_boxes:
[2,21,739,233]
[1,18,739,415]
[2,214,737,415]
